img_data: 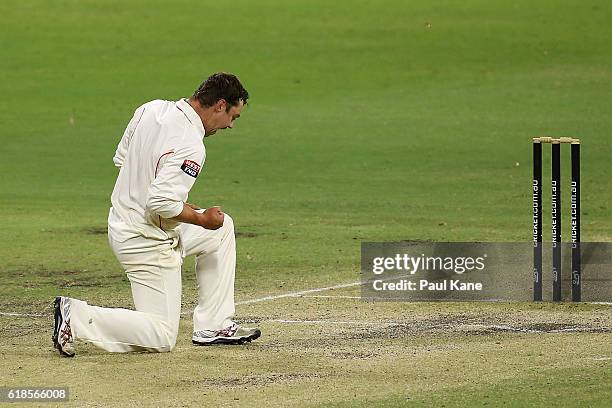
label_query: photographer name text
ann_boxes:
[372,279,482,291]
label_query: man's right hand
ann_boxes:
[200,206,225,230]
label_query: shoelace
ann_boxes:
[216,324,239,337]
[194,324,240,338]
[60,320,73,346]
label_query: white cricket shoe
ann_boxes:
[192,323,261,345]
[52,296,75,357]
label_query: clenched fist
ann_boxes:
[200,206,225,230]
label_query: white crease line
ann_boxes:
[483,324,542,333]
[593,357,611,361]
[235,281,363,305]
[232,274,423,306]
[179,281,363,316]
[549,327,608,333]
[436,324,609,333]
[266,320,611,334]
[272,319,395,326]
[302,295,363,299]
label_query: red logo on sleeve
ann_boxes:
[181,160,201,178]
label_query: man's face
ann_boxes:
[206,99,244,136]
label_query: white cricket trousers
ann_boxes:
[69,215,236,353]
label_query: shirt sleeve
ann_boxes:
[145,144,205,219]
[113,105,146,168]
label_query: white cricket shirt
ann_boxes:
[108,98,206,242]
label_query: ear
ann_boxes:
[215,99,227,112]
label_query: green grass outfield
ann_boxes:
[0,0,610,406]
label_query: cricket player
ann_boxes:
[52,73,260,356]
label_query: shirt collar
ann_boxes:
[176,98,206,139]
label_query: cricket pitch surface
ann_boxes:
[2,284,610,407]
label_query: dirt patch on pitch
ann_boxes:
[234,316,265,324]
[263,312,612,345]
[83,226,108,235]
[184,372,322,388]
[350,315,612,339]
[236,231,258,238]
[0,315,50,338]
[36,269,80,277]
[57,279,106,288]
[488,323,611,333]
[328,349,380,359]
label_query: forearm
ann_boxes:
[171,203,205,227]
[166,203,224,230]
[184,202,201,211]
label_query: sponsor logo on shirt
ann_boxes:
[181,160,201,178]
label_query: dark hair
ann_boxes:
[192,72,249,111]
